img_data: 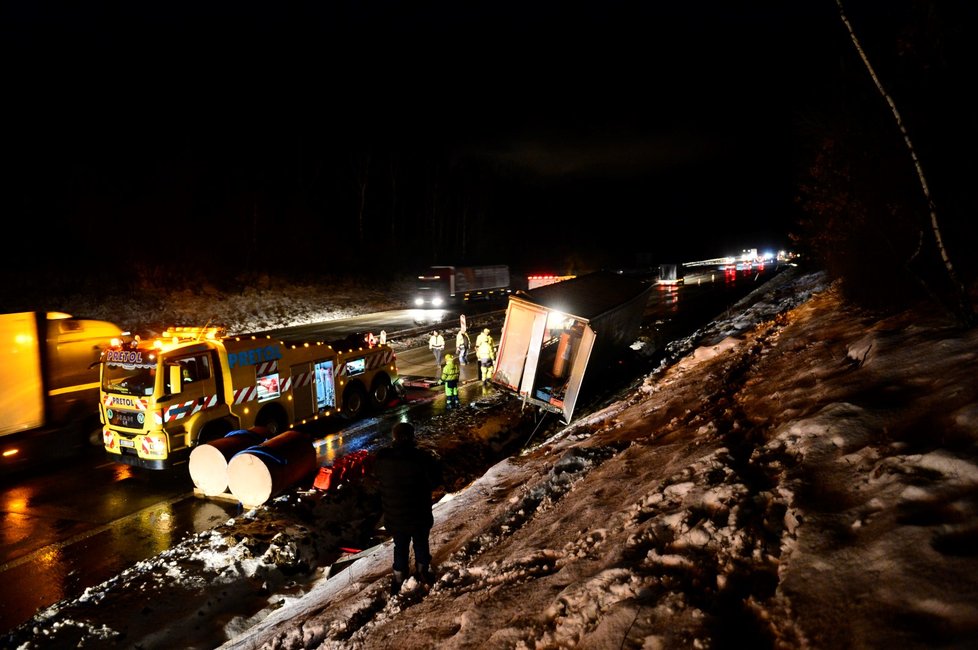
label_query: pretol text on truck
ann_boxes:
[1,311,122,473]
[99,326,399,470]
[413,265,511,307]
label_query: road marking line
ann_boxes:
[0,492,192,573]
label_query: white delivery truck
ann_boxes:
[492,272,652,424]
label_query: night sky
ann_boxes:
[5,2,964,282]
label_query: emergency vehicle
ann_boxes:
[99,325,399,470]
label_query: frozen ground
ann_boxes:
[5,267,978,649]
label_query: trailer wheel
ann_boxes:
[342,383,368,420]
[369,375,393,410]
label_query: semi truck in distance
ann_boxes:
[1,311,123,473]
[99,325,400,470]
[413,265,511,307]
[526,274,576,291]
[657,264,685,285]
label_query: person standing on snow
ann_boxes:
[428,330,445,368]
[373,422,443,594]
[455,329,471,365]
[440,353,461,408]
[477,332,495,384]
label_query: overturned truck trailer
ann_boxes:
[492,271,653,424]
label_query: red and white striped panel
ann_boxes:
[164,394,219,422]
[282,371,314,393]
[255,360,279,376]
[233,386,259,404]
[165,400,196,422]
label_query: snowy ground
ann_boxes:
[6,267,978,649]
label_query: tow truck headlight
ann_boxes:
[432,297,444,307]
[414,297,425,307]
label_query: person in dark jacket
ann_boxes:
[373,421,443,594]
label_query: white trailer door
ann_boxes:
[561,324,596,423]
[518,311,549,398]
[493,301,547,393]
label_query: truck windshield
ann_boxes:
[102,363,158,397]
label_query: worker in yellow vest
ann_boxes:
[476,334,495,384]
[441,353,461,408]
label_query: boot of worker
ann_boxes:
[417,564,435,586]
[390,569,406,595]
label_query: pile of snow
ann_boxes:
[7,267,978,649]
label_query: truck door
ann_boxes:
[494,301,547,393]
[291,362,315,420]
[166,352,217,407]
[560,325,596,423]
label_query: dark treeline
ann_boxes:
[792,0,977,323]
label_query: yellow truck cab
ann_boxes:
[99,326,399,470]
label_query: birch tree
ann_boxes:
[835,0,975,325]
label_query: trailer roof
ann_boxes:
[513,271,652,321]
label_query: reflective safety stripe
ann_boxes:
[282,371,313,392]
[256,360,279,376]
[233,386,259,404]
[164,394,218,422]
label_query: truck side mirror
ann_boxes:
[168,364,183,395]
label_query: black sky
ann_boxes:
[3,2,846,277]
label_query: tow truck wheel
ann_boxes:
[198,420,233,445]
[342,383,367,420]
[256,408,288,437]
[370,375,392,410]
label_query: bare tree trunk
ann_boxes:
[835,0,974,325]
